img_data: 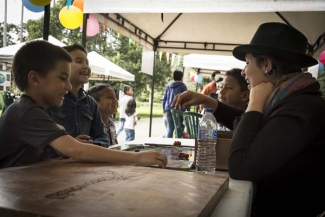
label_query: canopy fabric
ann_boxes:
[0,36,65,63]
[183,54,246,74]
[85,1,325,59]
[87,51,135,82]
[84,0,325,13]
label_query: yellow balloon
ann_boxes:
[29,0,51,6]
[59,6,83,30]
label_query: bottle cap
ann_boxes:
[204,108,214,113]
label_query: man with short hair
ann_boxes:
[162,70,188,138]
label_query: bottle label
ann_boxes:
[212,130,217,139]
[199,129,217,139]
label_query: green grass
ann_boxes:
[116,102,163,119]
[0,103,163,119]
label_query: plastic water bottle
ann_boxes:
[196,108,217,173]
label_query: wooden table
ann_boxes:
[0,159,230,217]
[124,138,254,217]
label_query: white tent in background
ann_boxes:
[0,35,66,61]
[183,54,246,75]
[87,51,135,82]
[0,36,134,82]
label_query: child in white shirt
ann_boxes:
[124,99,140,141]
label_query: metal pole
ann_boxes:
[20,4,24,42]
[3,0,7,47]
[43,4,50,40]
[82,14,88,48]
[148,46,157,137]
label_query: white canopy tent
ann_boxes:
[0,36,134,82]
[87,51,135,82]
[183,54,246,75]
[0,36,65,63]
[85,0,325,58]
[183,53,320,79]
[84,0,325,136]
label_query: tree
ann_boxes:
[0,22,26,48]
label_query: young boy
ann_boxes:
[50,44,109,151]
[87,84,118,145]
[0,41,167,169]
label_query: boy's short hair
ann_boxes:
[123,85,132,94]
[87,83,112,102]
[62,44,87,54]
[225,68,248,92]
[211,70,221,80]
[173,70,183,81]
[12,40,72,91]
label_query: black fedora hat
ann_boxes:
[233,22,318,68]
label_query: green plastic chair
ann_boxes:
[183,111,203,139]
[171,109,183,138]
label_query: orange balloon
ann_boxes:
[73,0,84,11]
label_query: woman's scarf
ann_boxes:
[264,73,317,117]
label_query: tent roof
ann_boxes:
[0,35,65,63]
[85,0,325,59]
[0,36,65,58]
[87,51,135,82]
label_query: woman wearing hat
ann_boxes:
[172,22,325,216]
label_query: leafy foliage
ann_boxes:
[0,22,26,47]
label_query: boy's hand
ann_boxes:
[75,135,93,143]
[135,150,167,168]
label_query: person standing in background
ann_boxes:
[116,85,133,136]
[200,70,222,112]
[124,99,140,142]
[162,70,188,138]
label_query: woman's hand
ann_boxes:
[246,82,274,113]
[171,91,218,111]
[135,150,168,168]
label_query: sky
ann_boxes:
[0,0,44,24]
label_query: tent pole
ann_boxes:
[82,14,89,48]
[148,47,157,137]
[43,4,50,40]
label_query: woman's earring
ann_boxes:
[264,69,275,77]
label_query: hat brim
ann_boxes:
[233,45,318,68]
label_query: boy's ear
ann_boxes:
[28,71,42,88]
[241,91,250,102]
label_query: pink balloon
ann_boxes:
[86,15,99,37]
[319,50,325,65]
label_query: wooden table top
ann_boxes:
[0,159,229,217]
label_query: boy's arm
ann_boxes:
[50,135,167,167]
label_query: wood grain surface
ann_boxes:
[0,160,229,217]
